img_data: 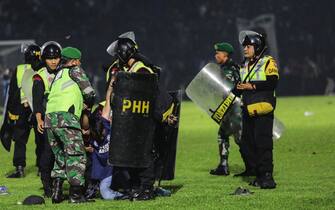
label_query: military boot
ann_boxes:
[52,178,64,203]
[210,164,229,176]
[69,185,94,203]
[7,166,24,178]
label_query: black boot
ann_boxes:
[210,139,230,176]
[249,173,276,189]
[259,173,276,189]
[69,185,93,203]
[52,178,64,203]
[41,177,53,198]
[210,164,229,176]
[131,187,155,201]
[7,166,24,178]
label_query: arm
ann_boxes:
[32,75,46,134]
[69,67,96,109]
[101,76,114,120]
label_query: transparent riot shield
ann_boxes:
[186,63,285,140]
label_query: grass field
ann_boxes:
[0,96,335,209]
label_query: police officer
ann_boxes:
[32,41,61,197]
[109,37,176,200]
[6,44,41,178]
[236,31,279,189]
[44,47,96,203]
[209,42,242,176]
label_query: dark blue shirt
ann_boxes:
[91,116,113,181]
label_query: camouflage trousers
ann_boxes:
[46,127,86,186]
[217,105,242,166]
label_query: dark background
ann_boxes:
[0,0,334,100]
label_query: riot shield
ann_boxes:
[109,71,158,168]
[21,67,35,111]
[154,90,182,181]
[186,63,285,140]
[0,85,12,151]
[186,63,242,123]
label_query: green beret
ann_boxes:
[214,42,234,54]
[61,47,82,59]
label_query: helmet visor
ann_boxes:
[239,30,259,45]
[106,31,136,56]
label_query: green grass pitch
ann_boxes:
[0,96,334,209]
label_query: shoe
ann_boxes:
[6,166,24,178]
[155,187,171,197]
[234,169,256,177]
[210,165,229,176]
[249,178,261,187]
[52,178,64,203]
[249,173,276,189]
[69,185,95,203]
[131,188,155,201]
[85,183,99,199]
[259,173,276,189]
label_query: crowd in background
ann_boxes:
[0,0,334,101]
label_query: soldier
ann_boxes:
[236,31,279,189]
[107,37,176,200]
[209,42,243,176]
[32,41,61,197]
[44,47,96,203]
[4,44,41,178]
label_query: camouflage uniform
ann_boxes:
[44,66,95,186]
[216,60,241,170]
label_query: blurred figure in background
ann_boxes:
[4,44,41,178]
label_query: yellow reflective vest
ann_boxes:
[46,68,83,118]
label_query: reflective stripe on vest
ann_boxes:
[128,61,154,74]
[240,56,272,82]
[46,68,83,118]
[16,64,31,103]
[36,67,54,95]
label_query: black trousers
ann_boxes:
[12,112,31,167]
[37,131,54,183]
[240,110,274,176]
[113,160,155,191]
[34,127,44,168]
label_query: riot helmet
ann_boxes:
[239,30,266,56]
[41,41,62,60]
[115,38,138,65]
[24,44,41,64]
[23,44,42,70]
